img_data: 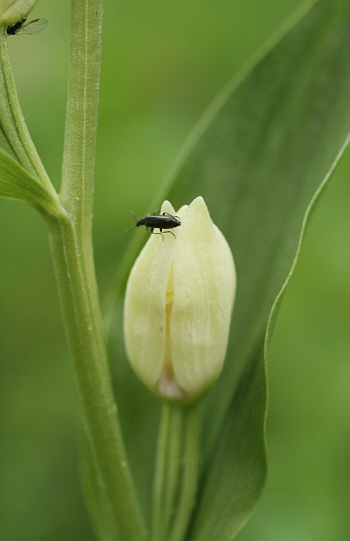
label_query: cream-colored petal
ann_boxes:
[170,196,236,399]
[160,199,176,216]
[213,223,237,315]
[123,206,179,391]
[176,205,188,220]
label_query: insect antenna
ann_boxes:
[122,211,138,239]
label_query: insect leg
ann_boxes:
[155,229,176,239]
[151,231,165,240]
[166,231,176,238]
[161,212,180,220]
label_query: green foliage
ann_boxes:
[1,0,350,540]
[110,0,350,539]
[0,148,58,212]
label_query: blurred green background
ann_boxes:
[1,1,349,540]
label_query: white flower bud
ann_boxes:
[123,196,236,404]
[0,0,38,26]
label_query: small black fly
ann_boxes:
[124,210,181,240]
[6,17,48,36]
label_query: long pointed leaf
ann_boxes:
[112,0,350,536]
[168,0,350,538]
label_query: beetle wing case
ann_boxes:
[145,214,181,230]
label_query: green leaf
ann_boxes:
[0,148,61,215]
[0,35,54,188]
[110,0,350,538]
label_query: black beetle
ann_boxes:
[124,210,181,240]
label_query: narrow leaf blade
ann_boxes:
[112,0,350,537]
[189,346,267,541]
[161,0,350,538]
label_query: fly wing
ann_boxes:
[16,18,48,35]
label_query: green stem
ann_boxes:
[152,404,199,541]
[1,1,147,539]
[169,407,199,541]
[45,211,146,541]
[152,405,171,541]
[60,0,101,244]
[46,1,146,539]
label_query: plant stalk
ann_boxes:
[44,0,146,539]
[152,403,199,541]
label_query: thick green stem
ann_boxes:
[60,0,101,245]
[45,1,146,539]
[152,404,199,541]
[45,212,146,541]
[169,406,199,541]
[1,0,146,539]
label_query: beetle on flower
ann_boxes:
[123,196,236,405]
